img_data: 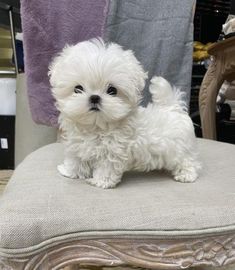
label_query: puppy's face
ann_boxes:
[49,39,147,127]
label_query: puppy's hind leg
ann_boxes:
[172,159,200,183]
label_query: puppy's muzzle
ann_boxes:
[90,95,101,111]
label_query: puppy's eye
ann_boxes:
[74,85,84,94]
[107,85,117,96]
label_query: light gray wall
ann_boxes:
[15,74,57,167]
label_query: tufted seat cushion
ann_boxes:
[0,139,235,257]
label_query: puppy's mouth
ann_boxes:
[90,106,100,112]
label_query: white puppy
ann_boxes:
[49,38,200,188]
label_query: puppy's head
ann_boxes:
[49,38,147,127]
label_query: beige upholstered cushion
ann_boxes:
[0,139,235,257]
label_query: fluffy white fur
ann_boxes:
[49,38,200,189]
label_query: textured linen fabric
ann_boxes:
[21,0,109,127]
[0,139,235,257]
[104,0,195,106]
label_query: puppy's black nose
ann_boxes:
[90,95,101,104]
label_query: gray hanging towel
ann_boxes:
[104,0,195,107]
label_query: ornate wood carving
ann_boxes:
[199,36,235,140]
[1,234,235,270]
[199,57,217,115]
[199,56,224,140]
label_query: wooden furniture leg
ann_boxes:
[199,36,235,140]
[199,58,224,140]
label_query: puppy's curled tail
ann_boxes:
[149,76,187,111]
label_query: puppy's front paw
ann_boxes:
[85,178,119,189]
[57,164,79,179]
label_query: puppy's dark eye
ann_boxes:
[74,85,84,94]
[107,85,117,96]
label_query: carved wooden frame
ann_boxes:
[1,233,235,270]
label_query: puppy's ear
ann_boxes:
[48,45,72,88]
[123,49,148,92]
[107,43,148,93]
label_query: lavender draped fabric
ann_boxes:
[21,0,109,126]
